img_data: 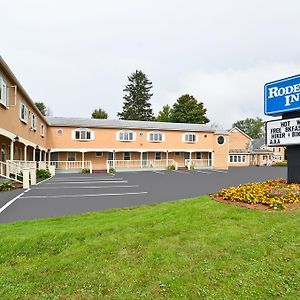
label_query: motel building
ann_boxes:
[0,56,285,184]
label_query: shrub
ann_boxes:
[36,169,52,179]
[109,167,116,174]
[0,182,15,191]
[166,164,176,171]
[273,161,287,167]
[190,164,195,170]
[9,172,23,181]
[81,168,90,174]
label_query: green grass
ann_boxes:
[0,196,299,299]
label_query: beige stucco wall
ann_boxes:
[0,69,48,149]
[229,129,251,150]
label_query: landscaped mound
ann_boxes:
[217,179,300,210]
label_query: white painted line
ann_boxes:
[36,176,53,186]
[50,177,123,182]
[211,169,228,173]
[196,170,211,174]
[34,185,139,190]
[152,171,165,174]
[21,191,148,199]
[45,180,128,184]
[174,170,190,174]
[0,188,30,214]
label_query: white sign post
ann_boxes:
[266,117,300,146]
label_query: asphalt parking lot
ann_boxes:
[0,167,287,223]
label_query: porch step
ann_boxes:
[178,166,188,170]
[92,170,107,173]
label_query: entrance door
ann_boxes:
[184,152,190,166]
[142,152,148,167]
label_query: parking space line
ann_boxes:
[0,188,30,214]
[50,178,123,182]
[211,169,228,173]
[174,170,190,174]
[44,180,128,184]
[33,185,139,189]
[152,171,165,174]
[196,170,211,174]
[21,191,148,199]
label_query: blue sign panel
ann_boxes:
[264,74,300,116]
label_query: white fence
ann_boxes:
[107,159,177,172]
[50,161,92,173]
[185,159,212,169]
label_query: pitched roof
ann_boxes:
[252,138,265,150]
[46,117,228,133]
[229,127,253,141]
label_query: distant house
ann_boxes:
[228,127,285,166]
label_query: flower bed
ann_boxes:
[216,179,300,210]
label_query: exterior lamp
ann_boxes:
[14,136,19,142]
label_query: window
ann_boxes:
[279,148,281,152]
[148,131,163,142]
[230,155,246,163]
[117,130,135,141]
[96,152,103,157]
[57,129,63,136]
[20,102,29,123]
[0,77,8,107]
[41,124,45,137]
[196,152,202,159]
[31,113,37,130]
[74,128,93,140]
[155,152,162,160]
[67,152,76,161]
[124,152,131,160]
[217,136,225,145]
[108,152,113,160]
[183,133,197,143]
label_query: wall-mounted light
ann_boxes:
[36,145,40,150]
[14,136,19,142]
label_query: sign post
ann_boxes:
[265,75,300,183]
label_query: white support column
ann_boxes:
[82,152,85,169]
[44,151,47,162]
[24,145,27,161]
[33,149,36,162]
[188,152,192,170]
[10,141,14,160]
[140,152,143,169]
[113,150,116,169]
[48,151,51,165]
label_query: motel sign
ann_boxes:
[264,74,300,116]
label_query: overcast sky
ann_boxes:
[2,0,300,128]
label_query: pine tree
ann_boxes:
[91,108,108,119]
[118,70,155,121]
[157,105,172,122]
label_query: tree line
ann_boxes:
[35,69,265,139]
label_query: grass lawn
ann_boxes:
[0,196,299,299]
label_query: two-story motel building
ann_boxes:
[0,56,285,178]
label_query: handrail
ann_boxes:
[185,159,212,169]
[49,161,92,173]
[3,161,23,183]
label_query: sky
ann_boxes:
[2,0,300,129]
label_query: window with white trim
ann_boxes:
[0,77,8,107]
[74,128,93,140]
[183,133,197,143]
[41,124,45,137]
[20,102,29,123]
[67,152,76,161]
[148,131,163,142]
[155,152,162,160]
[117,130,135,141]
[196,152,202,159]
[124,152,131,160]
[229,155,246,163]
[31,113,37,130]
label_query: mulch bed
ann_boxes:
[210,194,300,211]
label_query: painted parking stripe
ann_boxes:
[211,169,228,173]
[174,170,190,174]
[0,189,30,214]
[21,191,148,199]
[50,178,123,182]
[44,180,128,184]
[50,176,115,180]
[196,170,211,174]
[152,171,165,174]
[33,185,139,189]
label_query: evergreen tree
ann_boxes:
[170,94,209,124]
[91,108,108,119]
[35,102,47,116]
[118,70,155,121]
[157,104,172,122]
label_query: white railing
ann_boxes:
[107,159,177,172]
[3,161,23,183]
[185,159,212,169]
[50,161,92,173]
[7,160,37,171]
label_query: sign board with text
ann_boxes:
[266,117,300,146]
[264,74,300,116]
